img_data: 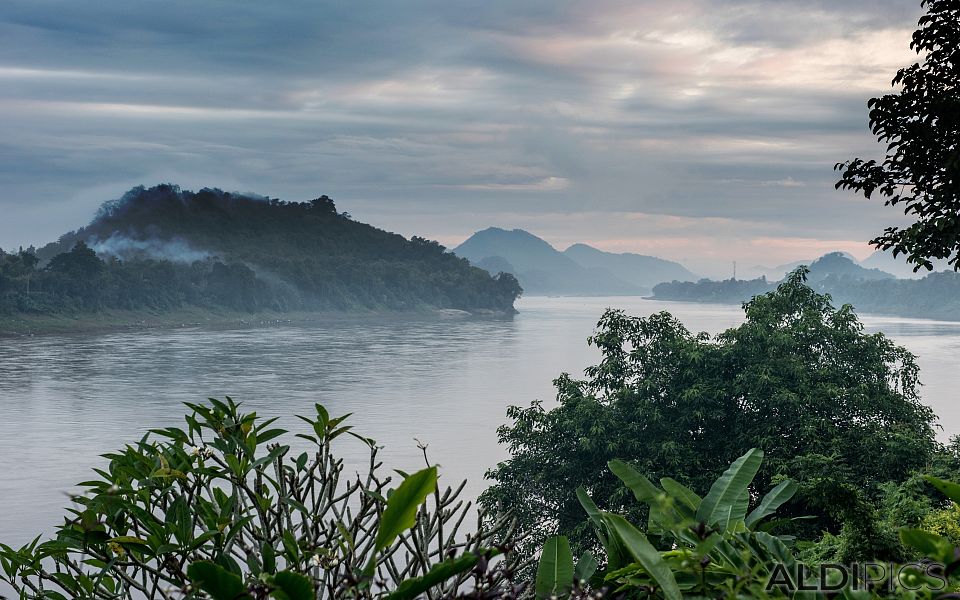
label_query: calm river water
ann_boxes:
[2,296,960,544]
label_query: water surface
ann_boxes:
[1,296,959,544]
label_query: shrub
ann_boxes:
[0,398,526,599]
[536,450,959,599]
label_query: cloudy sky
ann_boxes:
[0,0,924,276]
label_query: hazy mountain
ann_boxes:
[743,259,808,281]
[648,251,955,318]
[563,243,697,289]
[744,251,859,281]
[806,252,894,282]
[651,251,895,304]
[474,255,516,275]
[2,184,522,319]
[454,227,641,295]
[455,228,572,274]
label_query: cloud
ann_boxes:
[0,0,926,273]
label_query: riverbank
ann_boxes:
[0,306,515,337]
[647,293,960,323]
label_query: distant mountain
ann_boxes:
[806,252,894,282]
[0,184,522,323]
[454,228,641,295]
[475,255,516,275]
[744,251,859,281]
[647,251,960,320]
[652,252,894,305]
[455,228,573,275]
[562,243,697,290]
[744,259,809,281]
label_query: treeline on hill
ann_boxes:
[0,185,522,316]
[652,272,960,321]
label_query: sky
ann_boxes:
[0,0,925,277]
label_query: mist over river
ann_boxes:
[2,296,960,544]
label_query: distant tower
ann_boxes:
[733,261,737,281]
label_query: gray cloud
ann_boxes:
[0,0,926,274]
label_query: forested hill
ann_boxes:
[0,184,522,319]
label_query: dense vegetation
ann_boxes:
[0,185,521,318]
[650,277,775,305]
[482,271,950,569]
[0,399,527,599]
[531,449,960,598]
[6,393,960,598]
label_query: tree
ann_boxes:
[480,270,938,561]
[836,0,960,271]
[494,272,523,304]
[46,240,104,279]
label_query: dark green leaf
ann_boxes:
[745,480,797,528]
[535,536,574,600]
[187,561,251,600]
[269,571,314,600]
[601,513,681,600]
[386,551,492,600]
[373,466,437,554]
[696,448,763,532]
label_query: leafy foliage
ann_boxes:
[534,536,573,600]
[835,0,960,271]
[481,271,939,563]
[539,451,960,598]
[0,399,525,599]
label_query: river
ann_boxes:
[1,296,960,544]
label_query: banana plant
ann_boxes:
[536,448,808,598]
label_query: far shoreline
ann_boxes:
[0,305,517,338]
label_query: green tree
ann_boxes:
[836,0,960,271]
[46,241,104,279]
[481,270,939,561]
[43,241,106,310]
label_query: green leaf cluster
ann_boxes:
[0,398,520,599]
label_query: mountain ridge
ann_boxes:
[562,242,697,290]
[453,227,641,295]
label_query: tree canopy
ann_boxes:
[836,0,960,271]
[481,270,939,561]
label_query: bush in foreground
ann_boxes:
[0,398,525,599]
[535,449,960,599]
